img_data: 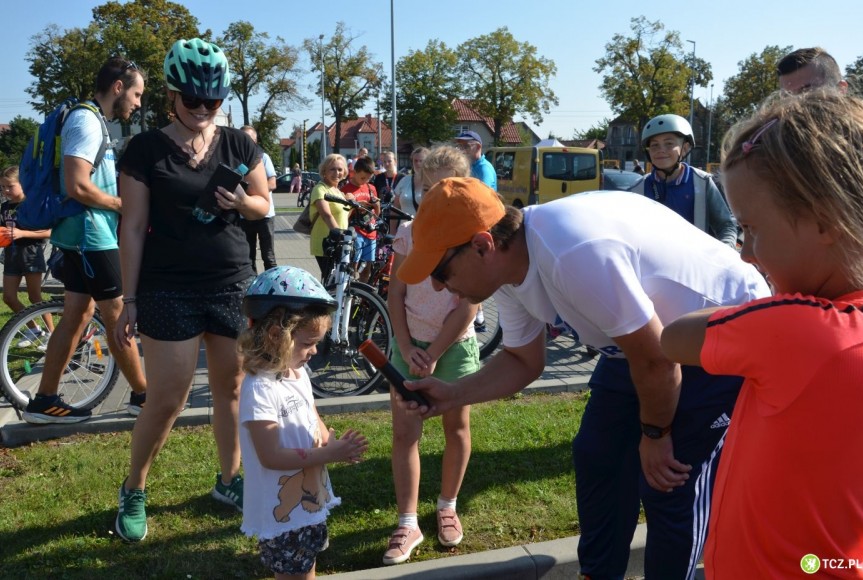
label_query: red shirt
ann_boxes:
[340,181,378,240]
[702,292,863,578]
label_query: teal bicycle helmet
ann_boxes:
[164,38,231,99]
[243,266,337,321]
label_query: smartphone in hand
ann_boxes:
[196,163,245,215]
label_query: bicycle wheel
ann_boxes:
[308,282,392,398]
[477,295,503,360]
[0,299,119,411]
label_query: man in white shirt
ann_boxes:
[397,178,769,580]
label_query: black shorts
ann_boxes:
[258,523,328,575]
[62,249,122,301]
[136,278,253,341]
[3,243,47,276]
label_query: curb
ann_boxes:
[325,525,648,579]
[0,377,590,447]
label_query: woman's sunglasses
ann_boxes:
[180,94,223,111]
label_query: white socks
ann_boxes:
[437,496,457,511]
[398,513,418,529]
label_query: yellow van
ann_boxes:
[485,145,603,207]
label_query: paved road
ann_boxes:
[0,194,598,444]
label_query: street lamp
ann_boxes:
[319,34,326,163]
[686,40,696,128]
[706,84,714,166]
[390,0,397,160]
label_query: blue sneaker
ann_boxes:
[23,394,91,424]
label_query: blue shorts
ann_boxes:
[258,523,328,575]
[353,235,376,263]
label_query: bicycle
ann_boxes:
[0,298,119,412]
[305,194,393,398]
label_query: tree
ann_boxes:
[26,0,204,131]
[575,119,610,141]
[847,55,863,97]
[303,23,384,154]
[92,0,205,130]
[457,27,558,146]
[26,24,108,115]
[721,45,791,124]
[382,40,459,145]
[218,21,305,131]
[0,116,40,168]
[594,16,712,135]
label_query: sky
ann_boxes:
[1,0,862,141]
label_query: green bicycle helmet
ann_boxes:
[163,38,231,99]
[243,266,337,321]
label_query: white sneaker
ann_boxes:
[17,328,46,348]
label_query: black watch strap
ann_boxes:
[641,422,672,439]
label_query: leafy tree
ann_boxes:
[0,116,40,168]
[92,0,205,130]
[575,119,611,141]
[303,23,384,154]
[218,21,305,131]
[457,27,558,146]
[26,0,204,131]
[721,45,791,123]
[26,24,108,115]
[594,16,712,134]
[382,40,459,145]
[847,55,863,97]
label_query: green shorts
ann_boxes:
[390,336,480,382]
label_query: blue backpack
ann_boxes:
[16,98,109,230]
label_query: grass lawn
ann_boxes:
[0,391,587,579]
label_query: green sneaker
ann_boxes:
[211,472,243,512]
[115,480,147,542]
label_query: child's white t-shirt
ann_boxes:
[239,368,341,539]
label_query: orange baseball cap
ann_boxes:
[397,177,505,285]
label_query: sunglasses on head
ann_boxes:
[180,94,223,111]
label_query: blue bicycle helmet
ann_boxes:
[163,38,231,99]
[243,266,337,321]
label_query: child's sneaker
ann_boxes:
[115,480,148,542]
[127,391,146,417]
[382,526,423,565]
[22,394,91,424]
[212,473,243,512]
[437,508,464,546]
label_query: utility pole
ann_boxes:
[706,84,714,167]
[390,0,397,162]
[319,34,326,163]
[687,40,696,128]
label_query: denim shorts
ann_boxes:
[136,278,253,341]
[353,235,376,262]
[258,522,329,575]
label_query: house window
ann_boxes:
[611,126,621,145]
[623,126,635,146]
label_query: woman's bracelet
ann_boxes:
[122,296,137,304]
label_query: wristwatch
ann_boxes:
[641,422,672,439]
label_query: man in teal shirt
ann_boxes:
[23,57,148,424]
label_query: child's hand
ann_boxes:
[325,428,369,464]
[406,346,432,377]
